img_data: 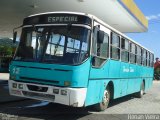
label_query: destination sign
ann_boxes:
[48,16,78,23]
[23,14,91,26]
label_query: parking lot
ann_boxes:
[0,74,160,120]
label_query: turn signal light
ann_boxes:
[64,81,71,86]
[53,89,59,94]
[61,90,67,95]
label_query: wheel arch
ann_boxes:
[106,81,114,100]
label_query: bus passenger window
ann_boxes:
[136,46,142,65]
[149,52,151,67]
[151,53,154,67]
[97,33,109,58]
[147,51,150,67]
[121,38,129,62]
[110,32,120,60]
[142,49,147,66]
[130,43,136,64]
[92,27,109,67]
[150,53,154,67]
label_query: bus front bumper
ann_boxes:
[9,80,87,107]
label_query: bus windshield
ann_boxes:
[14,26,91,65]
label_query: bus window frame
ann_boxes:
[110,32,120,60]
[121,37,129,62]
[91,28,109,68]
[129,42,136,64]
[136,45,142,65]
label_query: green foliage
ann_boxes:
[154,68,160,80]
[155,68,160,74]
[0,45,14,56]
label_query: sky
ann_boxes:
[126,0,160,59]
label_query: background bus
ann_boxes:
[9,12,154,111]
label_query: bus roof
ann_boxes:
[27,11,89,18]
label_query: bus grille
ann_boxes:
[27,85,48,92]
[22,91,55,101]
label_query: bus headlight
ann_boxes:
[12,83,17,88]
[61,90,67,95]
[18,84,23,89]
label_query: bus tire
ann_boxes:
[135,82,145,98]
[94,86,110,111]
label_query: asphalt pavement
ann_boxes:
[0,73,24,103]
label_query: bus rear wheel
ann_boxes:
[94,86,110,111]
[135,82,145,98]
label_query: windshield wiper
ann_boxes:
[41,29,51,62]
[54,35,63,55]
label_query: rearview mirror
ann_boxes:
[67,23,72,31]
[97,30,104,44]
[13,31,17,43]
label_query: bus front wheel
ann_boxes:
[94,86,110,111]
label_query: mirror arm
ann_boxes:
[13,25,22,43]
[13,25,23,33]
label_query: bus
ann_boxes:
[9,12,154,111]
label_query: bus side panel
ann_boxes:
[119,62,129,97]
[85,80,109,106]
[145,67,149,90]
[85,80,123,106]
[141,67,148,90]
[108,60,120,78]
[148,68,154,89]
[148,67,154,89]
[127,64,138,94]
[89,60,110,79]
[71,59,91,87]
[86,60,110,106]
[145,67,154,91]
[111,79,121,99]
[108,60,122,98]
[134,65,143,92]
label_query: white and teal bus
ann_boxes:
[9,12,154,111]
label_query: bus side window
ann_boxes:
[92,26,109,67]
[141,48,143,65]
[121,38,129,62]
[130,43,136,64]
[147,51,150,67]
[149,53,151,67]
[136,46,142,65]
[97,33,109,58]
[148,52,150,67]
[152,54,154,67]
[110,32,120,60]
[142,49,147,66]
[150,53,153,67]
